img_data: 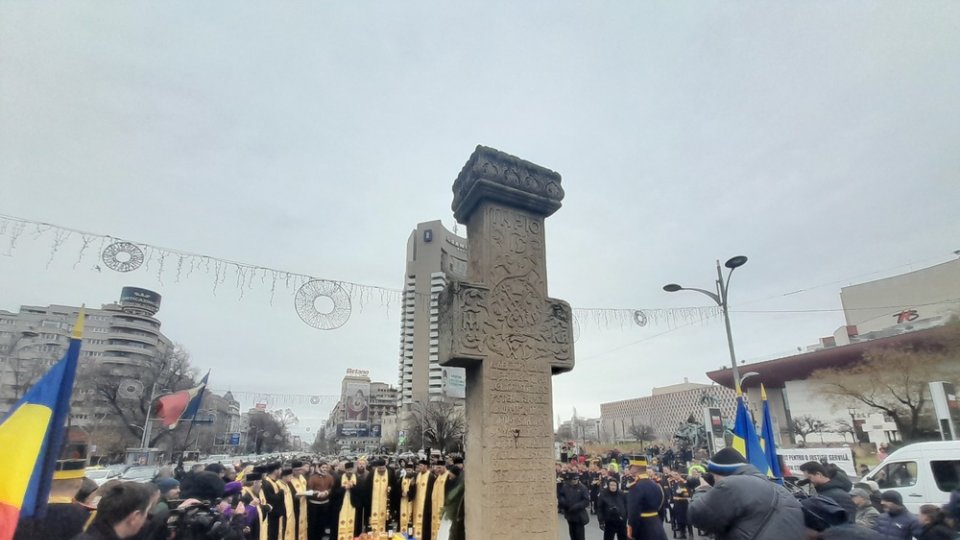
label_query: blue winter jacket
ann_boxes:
[873,508,923,539]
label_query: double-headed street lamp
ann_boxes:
[663,255,748,387]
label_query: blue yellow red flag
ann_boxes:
[759,384,784,484]
[0,310,84,540]
[155,371,209,429]
[731,389,771,476]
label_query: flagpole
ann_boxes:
[141,383,157,448]
[179,414,197,456]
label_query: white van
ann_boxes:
[864,441,960,514]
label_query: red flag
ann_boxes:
[155,383,205,429]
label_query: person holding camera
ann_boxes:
[688,447,804,540]
[598,477,628,540]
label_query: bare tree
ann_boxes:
[311,427,337,454]
[832,420,858,444]
[810,322,960,441]
[272,408,299,432]
[792,415,826,445]
[628,423,656,449]
[408,400,465,452]
[247,410,291,454]
[75,343,198,447]
[9,357,55,400]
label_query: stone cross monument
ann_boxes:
[439,146,574,539]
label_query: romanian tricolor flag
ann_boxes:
[0,310,84,540]
[731,387,772,476]
[759,384,784,484]
[155,371,208,429]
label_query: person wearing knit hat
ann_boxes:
[688,447,804,540]
[850,487,880,529]
[153,478,180,515]
[704,447,746,475]
[874,490,922,539]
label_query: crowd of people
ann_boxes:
[555,447,960,540]
[15,447,960,540]
[13,453,466,540]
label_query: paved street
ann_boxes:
[556,515,709,540]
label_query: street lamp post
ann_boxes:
[664,255,749,387]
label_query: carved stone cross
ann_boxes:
[439,146,574,540]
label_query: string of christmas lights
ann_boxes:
[0,212,720,331]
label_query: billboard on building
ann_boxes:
[344,382,370,421]
[442,367,466,399]
[120,287,162,314]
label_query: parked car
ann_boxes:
[120,465,159,484]
[85,467,120,487]
[864,441,960,514]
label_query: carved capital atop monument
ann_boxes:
[452,145,565,224]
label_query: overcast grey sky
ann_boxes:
[2,2,959,434]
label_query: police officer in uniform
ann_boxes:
[625,455,667,540]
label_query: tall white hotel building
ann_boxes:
[398,221,469,408]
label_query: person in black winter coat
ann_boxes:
[799,462,857,524]
[917,505,956,540]
[597,478,628,540]
[558,472,591,540]
[873,491,923,540]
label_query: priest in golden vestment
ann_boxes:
[430,459,451,540]
[362,458,395,534]
[289,461,310,540]
[334,461,363,540]
[261,463,287,540]
[240,468,269,540]
[413,459,436,540]
[280,468,297,540]
[396,462,417,534]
